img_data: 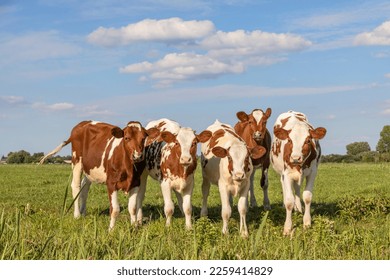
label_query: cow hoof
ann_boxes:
[185,225,193,231]
[241,231,249,239]
[263,204,271,211]
[249,201,258,208]
[200,210,208,217]
[303,223,311,230]
[283,228,292,236]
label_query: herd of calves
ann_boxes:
[40,109,326,237]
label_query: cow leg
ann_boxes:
[71,161,83,218]
[219,183,232,235]
[248,169,257,208]
[261,168,271,210]
[238,183,249,238]
[127,186,139,226]
[161,180,174,227]
[174,190,184,215]
[281,174,294,235]
[200,176,211,217]
[79,176,91,216]
[293,181,302,213]
[130,170,148,226]
[182,186,193,230]
[108,189,120,231]
[303,170,317,228]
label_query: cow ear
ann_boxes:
[250,145,266,159]
[265,108,272,118]
[161,131,176,143]
[111,127,124,138]
[197,130,212,143]
[146,127,160,139]
[310,127,327,140]
[236,111,249,122]
[274,127,290,140]
[211,146,228,158]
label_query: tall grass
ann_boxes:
[0,163,389,259]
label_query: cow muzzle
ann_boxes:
[253,131,263,142]
[180,156,193,167]
[233,172,245,182]
[133,151,144,162]
[290,156,303,165]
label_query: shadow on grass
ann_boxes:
[95,201,341,229]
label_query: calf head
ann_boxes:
[161,128,212,167]
[236,108,272,144]
[274,126,326,166]
[111,121,160,162]
[211,143,266,182]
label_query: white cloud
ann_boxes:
[32,102,75,112]
[354,21,390,46]
[0,95,27,105]
[385,73,390,79]
[201,30,311,55]
[381,109,390,115]
[120,52,245,86]
[90,18,312,85]
[87,18,215,46]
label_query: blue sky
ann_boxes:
[1,0,390,157]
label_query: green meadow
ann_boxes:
[0,163,389,260]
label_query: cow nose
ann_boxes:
[291,156,302,164]
[180,156,192,166]
[233,172,245,181]
[253,131,262,139]
[133,151,143,162]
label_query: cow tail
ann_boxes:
[39,139,71,164]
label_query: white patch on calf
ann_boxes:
[128,122,142,130]
[252,110,264,124]
[176,127,196,163]
[90,121,101,125]
[108,137,122,160]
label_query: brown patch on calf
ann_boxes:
[272,139,282,157]
[280,116,291,128]
[205,129,225,156]
[160,139,197,180]
[302,139,318,170]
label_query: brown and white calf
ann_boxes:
[200,120,266,237]
[39,120,159,230]
[130,118,212,230]
[270,111,326,235]
[234,108,272,209]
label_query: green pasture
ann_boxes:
[0,163,389,260]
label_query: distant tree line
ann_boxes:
[2,150,71,164]
[322,125,390,163]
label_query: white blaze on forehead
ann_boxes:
[290,125,310,158]
[128,122,142,130]
[177,127,196,157]
[252,110,264,124]
[90,121,101,125]
[229,143,249,174]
